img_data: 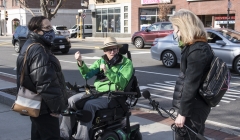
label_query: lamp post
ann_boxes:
[227,0,231,29]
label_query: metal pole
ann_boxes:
[0,10,2,36]
[227,0,230,29]
[80,16,83,39]
[3,0,6,36]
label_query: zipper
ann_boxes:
[216,75,227,97]
[216,63,225,80]
[205,57,218,81]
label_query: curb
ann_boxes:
[0,73,239,139]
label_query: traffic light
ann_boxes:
[5,11,8,21]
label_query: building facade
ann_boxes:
[89,0,131,37]
[0,0,91,35]
[131,0,240,35]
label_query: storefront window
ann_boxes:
[96,8,121,33]
[140,8,160,31]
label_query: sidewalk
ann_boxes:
[0,73,239,140]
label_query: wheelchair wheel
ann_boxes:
[97,131,119,140]
[130,130,142,140]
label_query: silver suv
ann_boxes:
[52,25,70,38]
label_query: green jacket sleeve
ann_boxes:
[104,58,133,91]
[77,60,101,80]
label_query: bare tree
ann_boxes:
[158,2,171,22]
[18,0,65,20]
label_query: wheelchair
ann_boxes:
[64,44,142,140]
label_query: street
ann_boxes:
[1,37,240,134]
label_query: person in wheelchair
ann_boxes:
[60,37,134,140]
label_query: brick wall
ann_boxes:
[131,0,240,34]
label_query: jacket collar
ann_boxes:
[28,32,52,48]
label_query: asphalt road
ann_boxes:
[1,37,240,134]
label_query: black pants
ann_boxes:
[30,113,60,140]
[174,106,211,140]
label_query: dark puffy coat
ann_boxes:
[16,32,68,115]
[173,41,213,117]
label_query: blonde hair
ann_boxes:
[169,9,207,45]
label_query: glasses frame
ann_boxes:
[42,25,53,31]
[104,47,118,52]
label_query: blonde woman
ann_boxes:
[171,9,213,140]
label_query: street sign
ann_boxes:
[82,14,86,19]
[228,0,232,9]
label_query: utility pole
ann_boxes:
[227,0,231,29]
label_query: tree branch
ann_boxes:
[52,0,63,15]
[18,0,35,16]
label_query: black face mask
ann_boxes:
[41,29,55,43]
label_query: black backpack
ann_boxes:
[199,48,231,107]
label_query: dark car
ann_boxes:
[12,26,71,54]
[131,22,173,49]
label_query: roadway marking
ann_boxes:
[140,82,240,106]
[0,71,240,132]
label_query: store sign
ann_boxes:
[146,16,151,20]
[186,0,221,1]
[215,16,235,20]
[140,16,146,20]
[141,0,171,5]
[216,20,235,24]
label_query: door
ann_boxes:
[207,31,231,64]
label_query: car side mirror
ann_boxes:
[216,40,226,46]
[145,28,150,32]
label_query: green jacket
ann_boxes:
[77,55,133,92]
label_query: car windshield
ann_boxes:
[148,24,160,31]
[56,26,67,30]
[217,30,240,43]
[71,25,77,29]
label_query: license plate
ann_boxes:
[59,45,65,49]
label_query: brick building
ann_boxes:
[131,0,240,35]
[0,0,90,35]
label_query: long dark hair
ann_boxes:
[28,16,47,31]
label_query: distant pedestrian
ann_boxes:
[170,9,214,140]
[16,16,68,140]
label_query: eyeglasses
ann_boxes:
[42,26,53,30]
[105,48,118,52]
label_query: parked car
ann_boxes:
[131,22,173,49]
[68,24,92,38]
[151,28,240,74]
[12,25,71,54]
[52,25,70,38]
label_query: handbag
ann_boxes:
[12,43,46,117]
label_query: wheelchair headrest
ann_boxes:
[119,44,129,55]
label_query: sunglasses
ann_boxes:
[104,48,118,52]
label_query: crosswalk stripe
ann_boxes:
[222,97,236,100]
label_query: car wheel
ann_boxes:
[162,51,177,68]
[234,56,240,75]
[134,38,144,49]
[97,131,119,140]
[73,33,77,38]
[61,49,69,54]
[14,41,20,53]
